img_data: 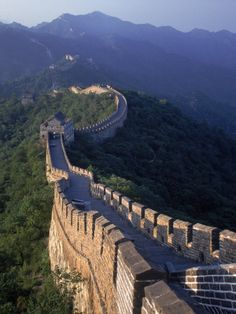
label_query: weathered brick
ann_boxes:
[156,214,174,245]
[143,281,195,314]
[130,202,146,229]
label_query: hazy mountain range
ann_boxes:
[1,11,236,136]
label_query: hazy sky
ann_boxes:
[0,0,236,32]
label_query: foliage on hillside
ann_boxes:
[0,59,109,98]
[1,86,236,312]
[0,91,115,312]
[68,91,236,231]
[173,92,236,139]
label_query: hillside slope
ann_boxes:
[1,13,236,137]
[34,12,236,70]
[68,91,236,231]
[0,90,115,312]
[1,15,236,104]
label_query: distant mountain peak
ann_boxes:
[0,21,28,31]
[58,13,74,20]
[89,11,107,17]
[191,28,207,32]
[8,22,28,30]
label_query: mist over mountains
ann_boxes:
[1,11,236,136]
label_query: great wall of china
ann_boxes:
[75,87,128,142]
[44,86,236,314]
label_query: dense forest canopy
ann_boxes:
[1,87,236,312]
[0,90,115,313]
[68,91,236,231]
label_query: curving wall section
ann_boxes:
[45,88,236,314]
[46,139,201,313]
[50,179,170,314]
[46,136,69,182]
[90,184,236,313]
[171,264,236,313]
[90,183,236,266]
[75,89,128,142]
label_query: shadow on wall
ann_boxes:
[43,89,236,313]
[51,179,172,314]
[171,264,236,314]
[76,89,128,143]
[91,183,236,265]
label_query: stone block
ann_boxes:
[143,281,195,314]
[119,196,132,219]
[104,187,113,205]
[156,214,174,245]
[190,223,220,263]
[86,211,101,238]
[97,184,106,198]
[173,219,193,256]
[66,203,76,225]
[142,208,158,238]
[118,241,166,281]
[111,191,122,211]
[220,230,236,263]
[130,202,146,229]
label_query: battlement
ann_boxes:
[93,181,236,265]
[47,141,205,313]
[75,88,128,142]
[171,264,236,313]
[45,89,236,313]
[51,180,172,314]
[46,137,69,182]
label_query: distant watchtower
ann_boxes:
[40,111,74,145]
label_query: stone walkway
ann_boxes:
[50,137,204,272]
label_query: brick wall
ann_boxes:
[141,281,197,314]
[171,264,236,313]
[52,181,184,314]
[45,110,236,313]
[76,89,128,143]
[46,138,69,183]
[91,181,236,265]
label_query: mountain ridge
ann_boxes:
[1,12,236,137]
[32,11,236,71]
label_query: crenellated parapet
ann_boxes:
[91,182,236,265]
[59,134,94,180]
[76,88,128,142]
[44,90,236,313]
[51,179,172,314]
[171,264,236,313]
[46,137,204,313]
[90,183,236,313]
[45,137,69,182]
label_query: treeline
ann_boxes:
[68,91,236,231]
[0,91,114,312]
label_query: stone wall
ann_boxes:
[46,137,69,183]
[76,88,128,143]
[59,135,94,180]
[45,87,236,313]
[90,182,236,313]
[91,183,236,265]
[50,179,189,314]
[141,281,197,314]
[47,136,199,313]
[171,264,236,313]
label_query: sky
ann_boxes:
[0,0,236,32]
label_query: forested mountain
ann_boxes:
[34,12,236,70]
[1,12,236,136]
[0,90,115,313]
[1,14,236,104]
[68,91,236,231]
[1,82,236,311]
